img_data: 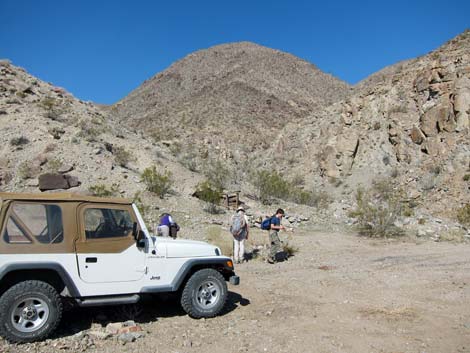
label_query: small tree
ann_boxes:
[141,166,173,198]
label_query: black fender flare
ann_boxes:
[0,262,81,297]
[141,257,235,293]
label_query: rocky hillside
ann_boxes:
[112,42,351,183]
[275,30,470,220]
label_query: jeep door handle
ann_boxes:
[85,257,97,263]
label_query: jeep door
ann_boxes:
[75,204,146,283]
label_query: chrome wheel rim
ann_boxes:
[11,297,50,333]
[196,280,220,309]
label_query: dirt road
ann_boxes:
[2,230,469,353]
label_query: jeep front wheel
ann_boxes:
[0,280,63,343]
[181,268,227,318]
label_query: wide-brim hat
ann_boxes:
[237,206,245,212]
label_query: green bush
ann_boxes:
[252,170,330,207]
[252,170,290,204]
[348,179,405,238]
[45,158,62,173]
[18,161,37,180]
[194,180,222,214]
[457,204,470,227]
[88,184,119,197]
[141,166,173,198]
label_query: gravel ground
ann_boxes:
[1,229,469,353]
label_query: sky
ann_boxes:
[0,0,469,104]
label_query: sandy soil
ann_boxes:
[1,229,469,353]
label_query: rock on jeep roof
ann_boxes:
[0,192,132,205]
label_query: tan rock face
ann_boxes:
[454,77,470,131]
[410,126,426,144]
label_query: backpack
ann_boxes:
[230,214,246,237]
[169,223,180,238]
[274,251,288,262]
[261,217,272,231]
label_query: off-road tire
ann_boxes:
[0,280,63,343]
[180,268,227,318]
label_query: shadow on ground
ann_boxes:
[53,290,250,339]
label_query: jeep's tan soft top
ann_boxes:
[0,192,133,205]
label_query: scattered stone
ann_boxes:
[58,165,74,174]
[88,330,112,340]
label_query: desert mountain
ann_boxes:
[0,32,469,236]
[112,42,351,179]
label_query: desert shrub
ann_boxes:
[113,146,134,168]
[45,158,62,173]
[194,180,222,214]
[252,170,290,204]
[463,174,470,182]
[203,159,231,190]
[252,170,330,207]
[141,166,173,198]
[10,136,29,146]
[179,152,198,172]
[456,204,470,227]
[39,97,57,111]
[291,189,332,208]
[18,161,37,180]
[348,179,405,237]
[440,229,468,243]
[168,142,182,156]
[88,183,119,197]
[77,120,102,142]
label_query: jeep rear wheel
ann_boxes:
[0,280,63,343]
[181,268,227,318]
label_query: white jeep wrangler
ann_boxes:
[0,192,239,343]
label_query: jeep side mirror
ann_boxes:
[132,222,138,240]
[136,236,146,249]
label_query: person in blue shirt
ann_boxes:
[268,208,286,263]
[157,213,179,238]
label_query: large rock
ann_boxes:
[454,77,470,131]
[38,173,81,191]
[420,104,448,136]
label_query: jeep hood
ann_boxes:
[157,238,220,258]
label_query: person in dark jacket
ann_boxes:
[268,208,286,263]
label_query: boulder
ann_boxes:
[454,78,470,131]
[420,104,448,136]
[38,173,81,191]
[39,173,68,191]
